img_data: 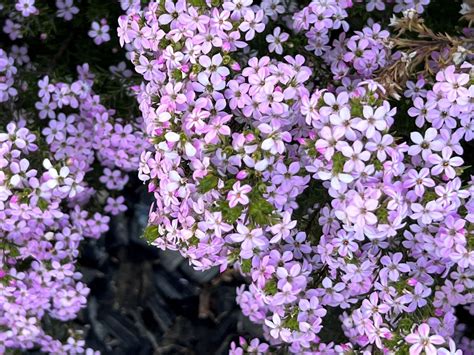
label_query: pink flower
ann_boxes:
[228,223,266,258]
[259,123,292,155]
[405,323,445,355]
[227,181,251,208]
[239,10,265,40]
[301,93,321,126]
[428,147,463,179]
[56,0,79,21]
[265,313,291,341]
[438,66,470,104]
[202,114,231,144]
[353,105,388,138]
[269,211,297,243]
[315,126,345,160]
[362,292,390,317]
[410,201,443,224]
[366,314,391,349]
[198,54,230,86]
[403,168,435,198]
[438,339,462,355]
[346,193,378,226]
[104,196,127,215]
[88,20,110,45]
[339,140,370,173]
[408,127,442,160]
[16,0,37,17]
[266,27,289,55]
[380,252,410,281]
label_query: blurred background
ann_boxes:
[77,180,260,355]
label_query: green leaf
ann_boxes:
[248,202,273,226]
[264,279,277,295]
[188,235,199,246]
[217,201,243,224]
[332,152,345,174]
[422,190,437,203]
[373,159,383,171]
[223,178,236,190]
[468,234,474,250]
[241,258,251,273]
[283,313,300,331]
[247,188,275,226]
[376,206,388,224]
[171,69,182,81]
[398,317,414,332]
[350,99,363,117]
[0,275,13,286]
[38,198,48,211]
[1,242,20,258]
[143,225,158,243]
[198,174,219,194]
[188,0,207,7]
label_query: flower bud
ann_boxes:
[231,62,241,71]
[236,170,248,180]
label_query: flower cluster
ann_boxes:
[0,48,18,102]
[354,0,431,13]
[1,119,94,352]
[293,0,351,57]
[1,1,145,352]
[123,0,473,354]
[35,67,146,173]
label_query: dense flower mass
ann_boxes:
[120,0,474,354]
[1,1,145,352]
[0,0,473,353]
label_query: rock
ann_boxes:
[157,249,185,272]
[179,261,219,285]
[79,189,245,354]
[146,293,176,332]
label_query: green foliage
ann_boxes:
[282,312,299,331]
[422,190,438,203]
[241,258,252,273]
[264,279,278,295]
[385,334,410,355]
[398,317,415,333]
[187,235,200,246]
[197,174,219,194]
[37,198,49,211]
[143,225,158,244]
[375,206,388,224]
[248,191,275,226]
[332,152,346,174]
[216,200,244,224]
[373,158,383,171]
[350,99,363,118]
[188,0,207,7]
[1,242,20,258]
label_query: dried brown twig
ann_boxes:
[375,11,473,98]
[461,0,474,25]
